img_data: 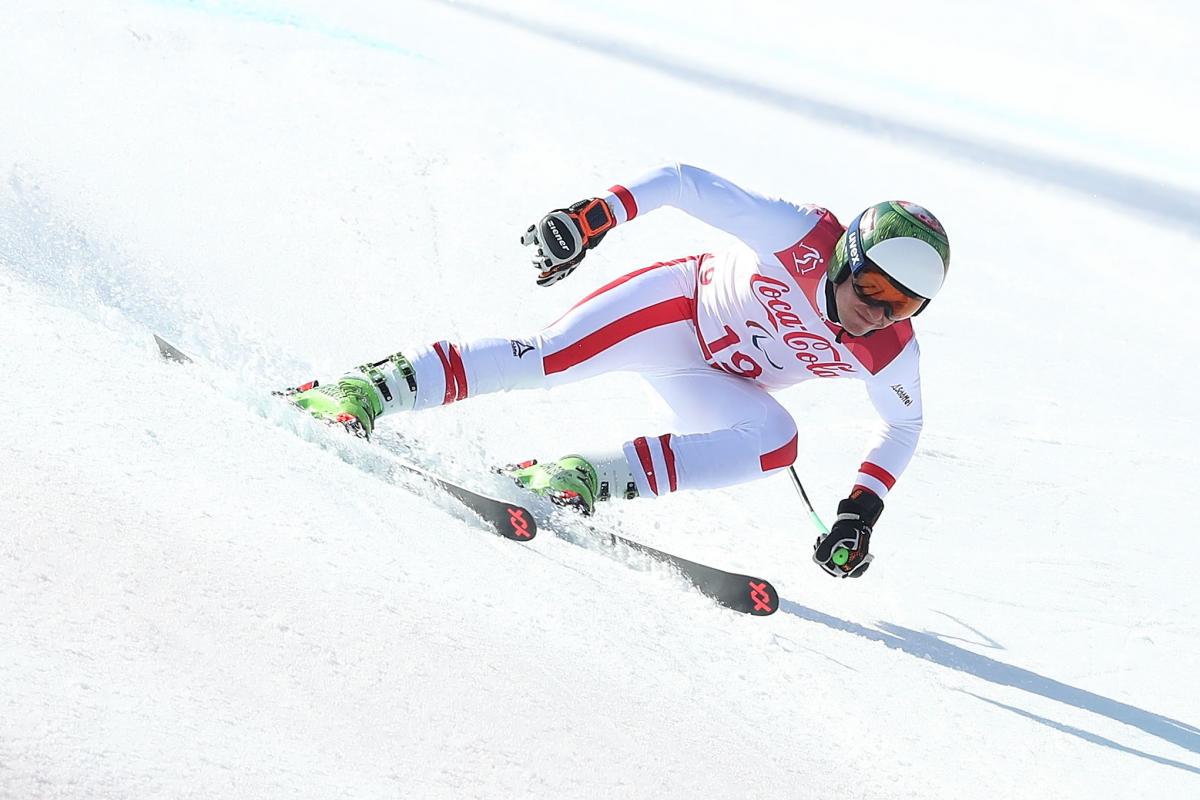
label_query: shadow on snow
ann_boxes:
[779,598,1200,774]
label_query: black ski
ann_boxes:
[155,335,774,613]
[393,459,536,541]
[570,524,779,616]
[153,335,537,542]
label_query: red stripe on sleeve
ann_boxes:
[858,462,897,490]
[448,344,468,402]
[543,297,692,376]
[432,342,455,406]
[633,436,658,496]
[759,434,798,472]
[658,433,677,493]
[609,184,638,221]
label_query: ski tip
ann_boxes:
[154,334,193,364]
[744,577,779,616]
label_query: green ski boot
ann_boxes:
[286,376,384,438]
[282,351,419,439]
[506,455,600,515]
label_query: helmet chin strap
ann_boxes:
[824,277,841,324]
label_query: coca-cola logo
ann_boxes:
[750,274,854,378]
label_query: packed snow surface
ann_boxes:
[2,2,1198,798]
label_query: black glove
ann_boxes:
[521,197,616,286]
[813,489,884,578]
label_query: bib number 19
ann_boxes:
[704,324,762,379]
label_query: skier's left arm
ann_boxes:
[813,340,923,578]
[856,346,924,502]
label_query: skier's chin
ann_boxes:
[838,307,876,337]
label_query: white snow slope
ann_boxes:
[2,2,1199,798]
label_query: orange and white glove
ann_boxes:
[520,197,616,286]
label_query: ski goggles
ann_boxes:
[851,262,928,321]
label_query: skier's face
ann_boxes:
[834,276,893,335]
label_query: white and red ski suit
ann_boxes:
[396,164,923,501]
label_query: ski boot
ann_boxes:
[279,377,384,439]
[280,352,418,439]
[504,456,601,515]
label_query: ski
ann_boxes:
[394,460,536,542]
[155,335,774,614]
[569,523,779,616]
[153,335,537,542]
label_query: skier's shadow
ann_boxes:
[778,599,1200,775]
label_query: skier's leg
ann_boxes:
[291,257,705,435]
[399,255,704,404]
[622,370,799,496]
[509,368,798,509]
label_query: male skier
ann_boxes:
[290,164,951,578]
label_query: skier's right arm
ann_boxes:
[521,164,813,285]
[601,163,817,259]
